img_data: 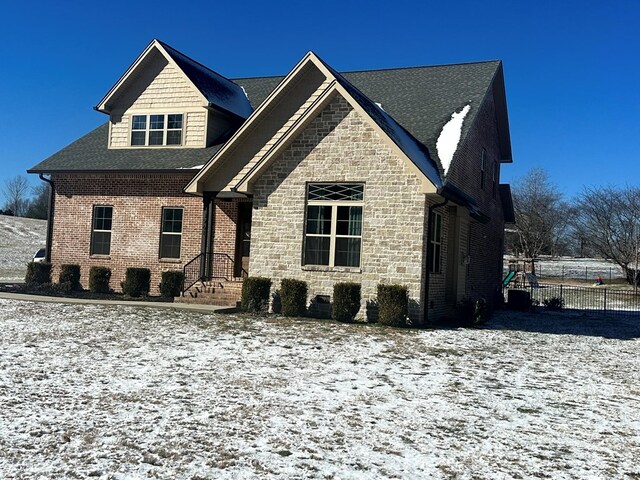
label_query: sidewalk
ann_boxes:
[0,291,234,314]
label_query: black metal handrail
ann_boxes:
[182,252,248,294]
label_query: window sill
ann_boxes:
[90,255,111,260]
[302,265,362,274]
[159,258,183,263]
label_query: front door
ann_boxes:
[235,202,252,277]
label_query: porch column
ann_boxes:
[200,192,217,279]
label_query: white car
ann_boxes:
[33,248,46,263]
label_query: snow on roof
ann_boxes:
[159,41,253,119]
[437,104,471,176]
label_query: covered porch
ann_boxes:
[180,194,252,303]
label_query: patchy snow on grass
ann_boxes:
[0,216,47,282]
[1,299,638,479]
[436,105,470,175]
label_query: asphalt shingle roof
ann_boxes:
[29,61,501,174]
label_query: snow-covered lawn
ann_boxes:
[1,299,638,479]
[0,215,46,282]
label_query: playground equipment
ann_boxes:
[503,257,539,288]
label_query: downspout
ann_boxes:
[39,174,55,264]
[424,197,448,325]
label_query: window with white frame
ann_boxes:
[91,205,113,255]
[159,207,183,259]
[304,183,364,268]
[131,114,183,146]
[429,211,442,273]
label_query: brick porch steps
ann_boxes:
[175,279,244,307]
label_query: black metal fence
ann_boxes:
[506,283,640,318]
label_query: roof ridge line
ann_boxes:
[231,59,502,81]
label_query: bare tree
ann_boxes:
[509,168,570,273]
[25,182,50,219]
[573,185,640,285]
[2,175,30,217]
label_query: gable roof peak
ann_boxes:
[95,39,253,120]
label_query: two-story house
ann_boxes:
[28,39,515,323]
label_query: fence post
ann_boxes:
[562,265,565,282]
[609,267,612,283]
[560,284,563,303]
[585,266,588,283]
[603,288,607,314]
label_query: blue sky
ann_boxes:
[1,0,638,200]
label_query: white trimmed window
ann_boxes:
[160,207,183,259]
[303,183,364,268]
[91,205,113,255]
[131,114,183,146]
[429,211,442,273]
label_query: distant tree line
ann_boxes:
[507,168,640,285]
[1,175,49,219]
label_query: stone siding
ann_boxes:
[250,94,428,322]
[50,173,203,295]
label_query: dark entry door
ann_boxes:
[235,202,252,277]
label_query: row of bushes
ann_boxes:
[25,263,184,298]
[240,277,410,326]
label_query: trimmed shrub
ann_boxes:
[121,267,151,297]
[458,297,490,326]
[25,262,52,286]
[59,264,81,291]
[241,277,272,313]
[160,270,184,298]
[377,284,408,327]
[280,279,308,317]
[543,296,564,311]
[332,282,361,322]
[89,266,111,294]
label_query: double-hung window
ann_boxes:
[428,211,442,273]
[131,114,183,146]
[304,183,364,268]
[160,207,183,259]
[91,205,113,255]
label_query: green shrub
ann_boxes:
[25,262,52,286]
[121,267,151,297]
[89,266,111,294]
[241,277,272,313]
[543,296,564,311]
[332,282,361,322]
[458,297,490,326]
[377,284,408,327]
[59,264,81,291]
[160,270,184,298]
[279,279,308,317]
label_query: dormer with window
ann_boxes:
[94,39,252,150]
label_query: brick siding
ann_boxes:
[50,173,203,295]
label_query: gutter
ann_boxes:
[38,174,55,264]
[424,197,448,325]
